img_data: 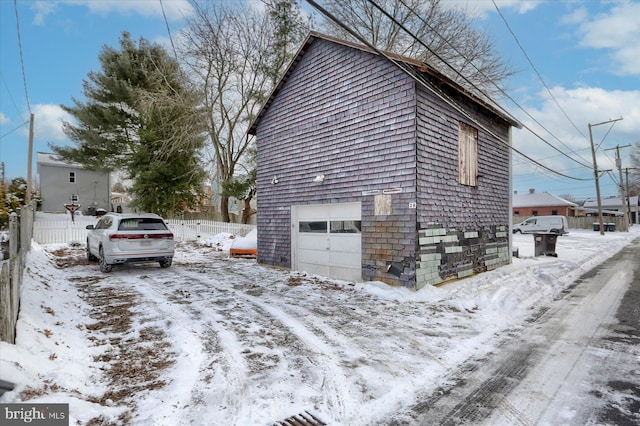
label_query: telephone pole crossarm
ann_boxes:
[588,117,623,236]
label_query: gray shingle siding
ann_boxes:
[253,34,514,288]
[415,84,511,287]
[256,39,417,274]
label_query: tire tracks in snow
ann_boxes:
[167,263,357,420]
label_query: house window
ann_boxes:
[299,221,327,233]
[514,210,520,215]
[551,210,558,215]
[532,210,538,216]
[71,194,79,203]
[69,172,76,183]
[458,122,478,187]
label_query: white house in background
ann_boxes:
[583,196,640,224]
[37,152,110,214]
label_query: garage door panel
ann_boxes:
[329,251,360,268]
[329,235,360,252]
[293,202,361,282]
[298,248,330,265]
[298,234,328,250]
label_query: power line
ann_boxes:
[491,0,587,141]
[159,0,179,62]
[0,120,29,140]
[13,0,31,114]
[364,0,593,177]
[306,0,590,182]
[393,0,593,170]
[0,70,26,122]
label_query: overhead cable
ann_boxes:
[491,0,587,140]
[306,0,591,181]
[159,0,179,62]
[392,0,593,170]
[13,0,31,114]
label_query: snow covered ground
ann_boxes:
[0,219,638,425]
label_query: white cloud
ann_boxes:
[444,0,544,19]
[31,1,59,25]
[77,0,194,20]
[560,6,588,25]
[576,2,640,75]
[31,0,194,24]
[31,103,72,142]
[0,112,11,125]
[511,85,640,182]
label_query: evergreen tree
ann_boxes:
[52,32,206,217]
[0,178,27,229]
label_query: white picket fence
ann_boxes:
[32,218,255,245]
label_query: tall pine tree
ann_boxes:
[53,32,206,217]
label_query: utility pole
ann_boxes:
[625,167,638,225]
[605,144,631,231]
[588,118,623,236]
[26,113,34,204]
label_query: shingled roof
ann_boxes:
[248,31,521,135]
[513,192,577,208]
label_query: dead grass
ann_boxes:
[22,246,177,423]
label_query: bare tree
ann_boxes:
[322,0,514,97]
[180,1,309,222]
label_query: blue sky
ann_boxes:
[1,0,638,200]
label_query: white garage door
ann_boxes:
[292,202,362,281]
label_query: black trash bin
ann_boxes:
[605,223,616,232]
[534,233,558,257]
[593,222,600,232]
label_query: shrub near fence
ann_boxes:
[32,217,255,245]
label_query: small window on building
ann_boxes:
[532,210,538,216]
[330,220,361,233]
[71,194,79,203]
[69,172,76,183]
[551,210,558,215]
[458,122,478,187]
[299,221,327,233]
[514,210,520,215]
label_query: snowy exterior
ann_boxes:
[37,152,110,214]
[249,32,520,288]
[0,213,638,425]
[513,190,578,217]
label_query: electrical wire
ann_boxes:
[491,0,587,141]
[0,120,29,140]
[0,71,26,123]
[306,0,591,181]
[13,0,31,114]
[159,0,179,62]
[392,0,593,170]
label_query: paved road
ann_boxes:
[388,237,640,425]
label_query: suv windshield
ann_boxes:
[118,218,168,231]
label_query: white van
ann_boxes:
[512,215,569,235]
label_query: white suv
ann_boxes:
[86,213,174,272]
